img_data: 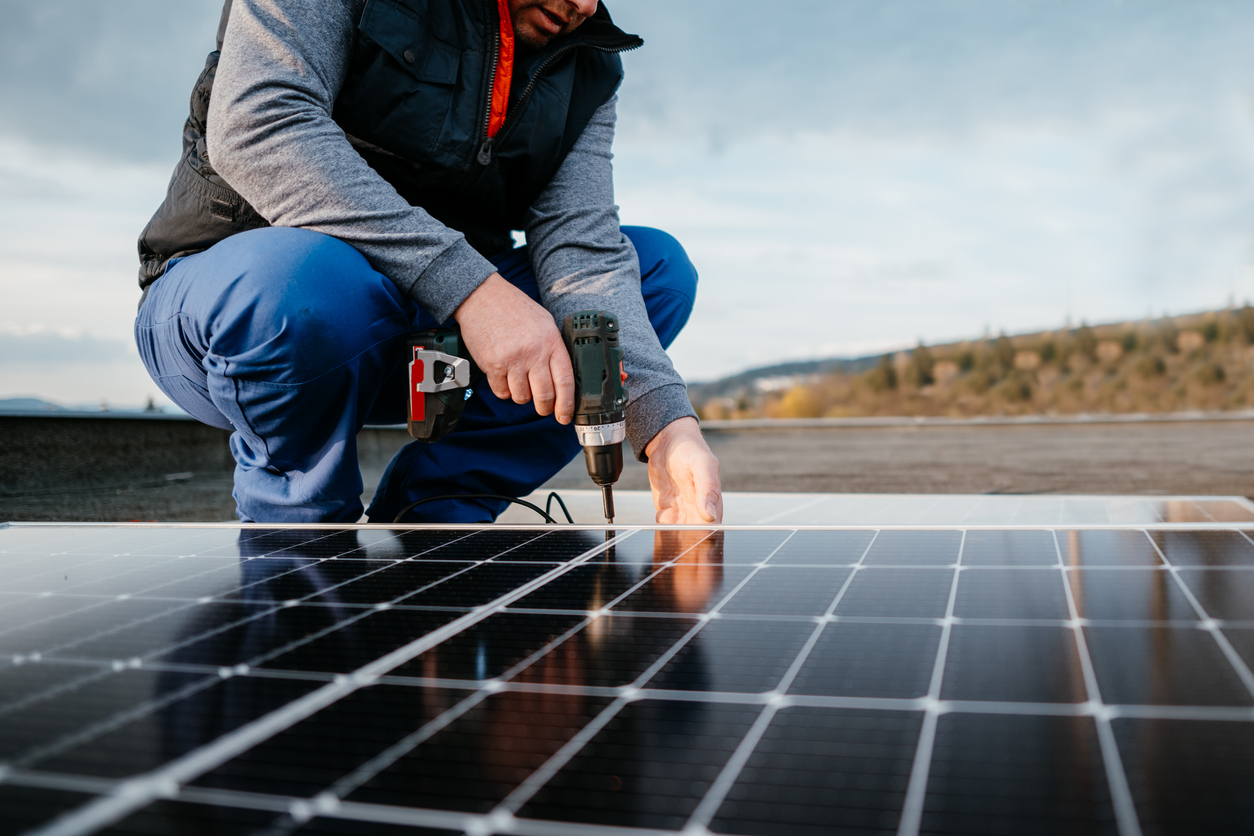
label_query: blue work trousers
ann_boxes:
[134,226,697,523]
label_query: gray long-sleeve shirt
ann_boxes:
[206,0,696,458]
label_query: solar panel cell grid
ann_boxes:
[1114,718,1254,836]
[649,619,814,694]
[941,625,1087,704]
[0,787,100,836]
[1177,569,1254,620]
[862,530,963,566]
[709,707,922,836]
[789,622,941,699]
[1,523,1253,836]
[516,700,762,830]
[922,713,1117,836]
[953,568,1070,619]
[1083,625,1254,706]
[762,529,874,565]
[1153,530,1254,565]
[835,567,954,618]
[959,529,1059,566]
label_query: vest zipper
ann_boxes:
[476,12,502,166]
[476,38,641,167]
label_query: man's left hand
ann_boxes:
[645,417,723,524]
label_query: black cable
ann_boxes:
[392,493,558,525]
[545,491,575,524]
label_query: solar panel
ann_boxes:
[2,522,1253,835]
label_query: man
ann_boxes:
[134,0,723,525]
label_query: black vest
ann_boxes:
[136,0,642,292]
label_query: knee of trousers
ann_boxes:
[201,227,412,384]
[622,226,698,348]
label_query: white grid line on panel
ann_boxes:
[1147,533,1254,700]
[0,767,118,797]
[0,555,199,639]
[483,531,786,822]
[682,530,883,833]
[194,530,725,836]
[22,553,1244,673]
[0,664,118,722]
[7,527,1253,739]
[2,530,488,713]
[3,526,348,598]
[1,559,309,663]
[7,526,710,746]
[895,530,965,836]
[16,520,1254,531]
[173,783,688,836]
[11,672,225,770]
[12,650,1254,726]
[20,530,641,836]
[0,526,410,657]
[7,524,1254,836]
[0,548,408,726]
[1058,530,1144,836]
[307,604,617,815]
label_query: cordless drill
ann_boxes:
[406,310,628,523]
[561,310,628,524]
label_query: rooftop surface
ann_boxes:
[8,413,1254,523]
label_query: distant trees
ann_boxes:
[700,306,1254,420]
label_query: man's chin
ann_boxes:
[514,24,555,51]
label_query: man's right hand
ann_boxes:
[453,273,575,423]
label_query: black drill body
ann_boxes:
[562,311,628,523]
[405,310,627,524]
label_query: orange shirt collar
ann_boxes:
[487,0,515,139]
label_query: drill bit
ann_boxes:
[601,484,615,525]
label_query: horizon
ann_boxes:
[4,301,1245,410]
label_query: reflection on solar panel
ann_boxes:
[2,522,1253,835]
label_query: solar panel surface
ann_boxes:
[1,522,1252,836]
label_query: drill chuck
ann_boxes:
[573,417,626,449]
[582,442,624,487]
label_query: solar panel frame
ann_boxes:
[1,521,1253,836]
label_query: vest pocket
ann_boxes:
[139,155,268,286]
[347,0,461,157]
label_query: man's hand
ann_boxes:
[454,273,575,423]
[645,417,723,524]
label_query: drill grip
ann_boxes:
[561,310,628,419]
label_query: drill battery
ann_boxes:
[406,327,477,443]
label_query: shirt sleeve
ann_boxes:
[205,0,495,321]
[524,95,698,460]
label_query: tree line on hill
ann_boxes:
[698,307,1254,420]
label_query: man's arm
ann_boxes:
[524,96,722,523]
[208,0,572,412]
[206,0,493,322]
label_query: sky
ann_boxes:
[3,0,1254,409]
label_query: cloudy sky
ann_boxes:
[3,0,1254,408]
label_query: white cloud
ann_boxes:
[0,138,173,405]
[618,106,1254,379]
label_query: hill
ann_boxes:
[0,397,68,414]
[692,308,1254,420]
